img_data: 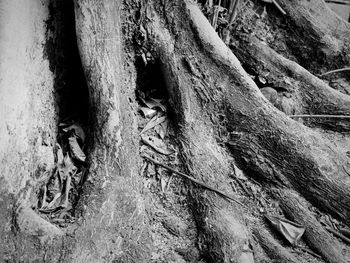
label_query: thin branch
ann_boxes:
[271,0,286,15]
[325,227,350,244]
[227,0,241,26]
[325,0,350,5]
[318,67,350,77]
[143,155,247,207]
[289,114,350,119]
[295,245,322,259]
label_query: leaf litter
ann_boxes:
[35,121,87,226]
[141,135,174,155]
[137,90,179,196]
[265,214,305,246]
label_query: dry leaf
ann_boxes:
[265,214,305,245]
[60,175,72,208]
[160,173,167,192]
[69,136,86,162]
[40,192,62,212]
[139,96,167,112]
[140,115,167,135]
[155,119,168,139]
[58,154,77,180]
[62,123,85,143]
[46,173,61,198]
[141,135,173,155]
[148,162,156,177]
[40,185,48,209]
[56,143,64,165]
[139,145,149,155]
[140,107,157,119]
[140,161,148,177]
[154,125,163,138]
[161,120,168,135]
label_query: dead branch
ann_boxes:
[142,155,246,207]
[318,67,350,77]
[289,114,350,119]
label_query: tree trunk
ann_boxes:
[1,0,350,262]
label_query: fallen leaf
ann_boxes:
[72,170,83,186]
[56,144,64,165]
[46,173,61,198]
[140,115,167,135]
[58,154,77,180]
[139,96,167,112]
[69,136,86,162]
[140,161,149,177]
[154,125,163,138]
[60,175,72,208]
[141,135,173,155]
[62,123,85,143]
[265,214,305,245]
[148,162,156,177]
[40,185,48,209]
[166,173,174,191]
[40,192,62,212]
[160,174,167,192]
[155,119,168,139]
[140,107,157,119]
[256,75,267,85]
[139,145,149,155]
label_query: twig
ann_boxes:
[318,67,350,77]
[289,114,350,119]
[271,0,286,15]
[166,173,174,192]
[235,177,251,196]
[325,0,350,5]
[212,0,221,29]
[326,227,350,244]
[339,227,350,238]
[295,245,322,259]
[227,0,241,26]
[143,155,247,208]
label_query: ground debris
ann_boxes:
[141,135,173,155]
[34,122,87,226]
[140,114,167,135]
[143,155,246,207]
[265,214,305,246]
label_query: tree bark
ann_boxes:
[1,0,350,262]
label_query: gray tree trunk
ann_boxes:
[1,0,350,262]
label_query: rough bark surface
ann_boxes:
[1,0,350,263]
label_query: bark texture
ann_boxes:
[1,0,350,263]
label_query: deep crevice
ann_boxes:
[134,57,201,262]
[44,0,90,125]
[40,0,91,225]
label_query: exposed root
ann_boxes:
[274,189,348,263]
[231,36,350,132]
[16,203,63,243]
[143,155,246,207]
[144,1,350,261]
[253,226,299,263]
[278,0,350,44]
[177,127,249,261]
